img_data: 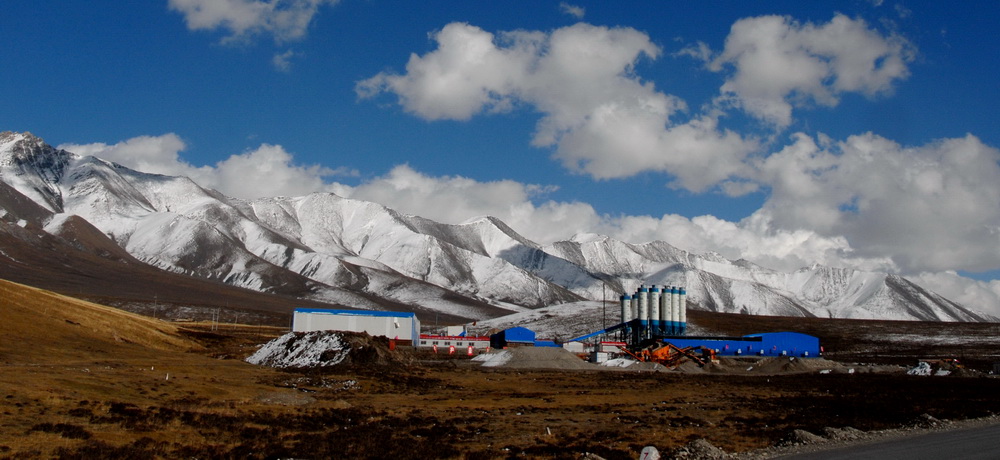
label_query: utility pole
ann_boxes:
[602,283,607,329]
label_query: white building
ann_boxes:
[292,308,420,343]
[418,335,490,351]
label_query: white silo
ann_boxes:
[649,286,661,322]
[670,286,680,334]
[631,294,638,322]
[659,289,669,331]
[637,285,649,324]
[620,294,632,322]
[679,287,687,334]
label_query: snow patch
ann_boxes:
[471,350,512,367]
[601,358,636,368]
[906,361,932,376]
[246,331,350,369]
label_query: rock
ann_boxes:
[673,438,727,459]
[778,429,827,446]
[821,426,865,441]
[639,446,661,459]
[907,361,933,376]
[916,413,945,428]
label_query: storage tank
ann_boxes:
[637,286,649,326]
[659,289,669,335]
[631,294,638,323]
[679,287,687,335]
[670,286,680,335]
[649,285,661,335]
[620,294,632,322]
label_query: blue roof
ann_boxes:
[294,308,416,318]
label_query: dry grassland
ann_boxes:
[3,279,1000,459]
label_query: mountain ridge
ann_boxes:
[1,131,994,323]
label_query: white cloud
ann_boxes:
[272,49,298,72]
[559,2,585,19]
[357,22,758,191]
[707,13,914,127]
[206,144,348,198]
[909,271,1000,317]
[59,134,204,178]
[749,132,1000,274]
[335,165,601,240]
[59,135,356,200]
[168,0,337,43]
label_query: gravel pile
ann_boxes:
[672,438,728,459]
[472,347,596,370]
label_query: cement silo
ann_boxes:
[649,285,661,334]
[679,287,687,335]
[669,286,680,335]
[620,294,632,322]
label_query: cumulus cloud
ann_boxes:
[705,13,914,127]
[333,165,606,242]
[59,135,356,200]
[357,22,758,191]
[168,0,337,43]
[748,132,1000,274]
[59,134,197,178]
[909,271,1000,317]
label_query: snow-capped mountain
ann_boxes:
[0,131,994,322]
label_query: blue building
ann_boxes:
[489,327,536,348]
[662,331,820,357]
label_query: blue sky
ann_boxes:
[5,1,1000,312]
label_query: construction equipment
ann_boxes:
[619,341,716,368]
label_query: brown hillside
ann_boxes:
[0,279,200,364]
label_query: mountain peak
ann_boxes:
[0,132,78,212]
[0,131,75,170]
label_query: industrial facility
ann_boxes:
[566,285,690,345]
[291,283,820,368]
[561,285,821,366]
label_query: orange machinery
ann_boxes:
[620,341,716,367]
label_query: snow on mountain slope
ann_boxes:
[247,193,582,308]
[1,131,995,323]
[542,230,995,322]
[0,132,73,212]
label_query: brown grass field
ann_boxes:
[3,279,1000,459]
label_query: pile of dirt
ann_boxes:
[246,331,413,370]
[820,426,866,441]
[674,356,848,375]
[671,438,728,459]
[778,429,828,447]
[472,347,596,370]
